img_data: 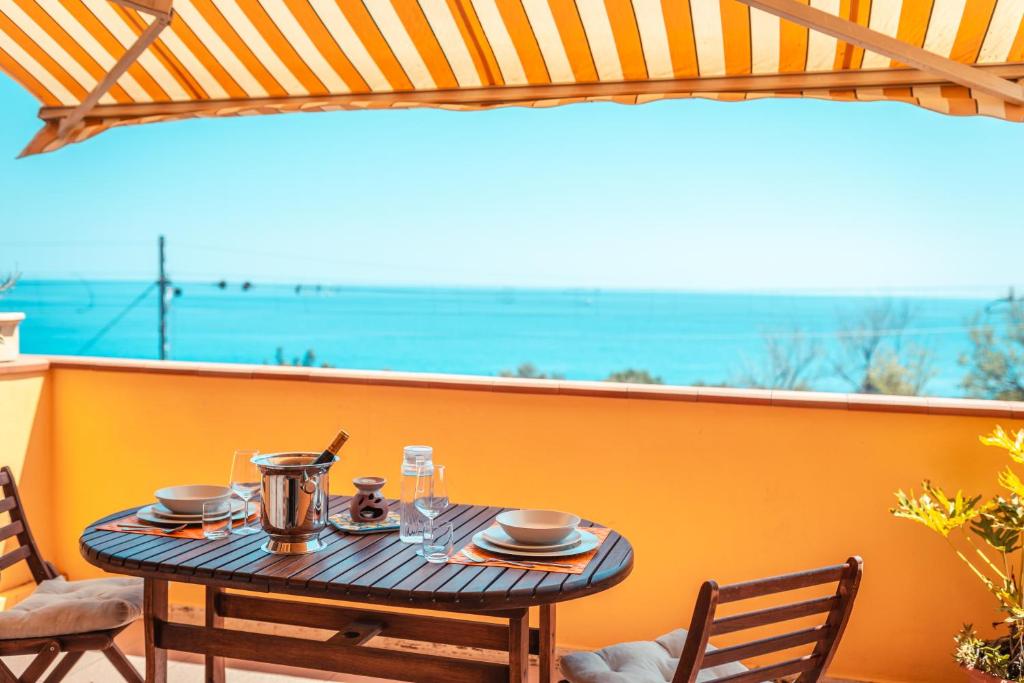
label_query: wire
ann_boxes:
[0,241,151,248]
[76,283,156,354]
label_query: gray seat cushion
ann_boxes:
[0,576,143,639]
[560,628,751,683]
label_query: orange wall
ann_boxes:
[0,368,53,596]
[29,364,1024,681]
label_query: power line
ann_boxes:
[76,283,156,354]
[0,241,151,248]
[6,240,1023,295]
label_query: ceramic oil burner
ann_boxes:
[350,476,389,521]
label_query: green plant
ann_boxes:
[892,425,1024,678]
[604,368,663,384]
[271,347,332,368]
[961,301,1024,401]
[498,363,564,380]
[956,625,1013,677]
[733,327,821,391]
[833,301,935,396]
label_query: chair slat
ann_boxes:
[0,544,31,571]
[672,558,861,683]
[0,466,137,683]
[701,625,828,668]
[0,466,54,584]
[0,520,24,543]
[717,564,846,603]
[710,595,838,635]
[712,654,820,683]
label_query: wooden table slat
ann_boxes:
[563,533,625,593]
[305,503,476,590]
[321,511,481,596]
[363,505,500,598]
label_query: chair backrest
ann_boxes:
[672,556,862,683]
[0,466,55,585]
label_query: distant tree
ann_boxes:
[0,271,19,297]
[605,368,663,384]
[498,363,564,380]
[272,347,333,368]
[733,327,822,391]
[831,301,935,395]
[960,300,1024,401]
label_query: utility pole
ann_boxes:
[157,235,169,360]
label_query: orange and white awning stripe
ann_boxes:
[2,0,1023,156]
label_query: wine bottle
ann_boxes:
[312,428,350,465]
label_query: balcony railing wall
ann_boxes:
[3,355,1024,681]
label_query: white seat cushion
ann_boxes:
[0,576,143,639]
[560,628,752,683]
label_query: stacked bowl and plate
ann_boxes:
[133,485,246,528]
[472,510,600,559]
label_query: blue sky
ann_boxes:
[1,72,1022,294]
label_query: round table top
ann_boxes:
[80,497,633,612]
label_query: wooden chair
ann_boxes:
[560,556,862,683]
[0,466,143,683]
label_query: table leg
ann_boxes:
[540,604,557,682]
[508,608,529,683]
[143,579,167,683]
[204,586,225,683]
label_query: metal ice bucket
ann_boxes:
[252,452,337,555]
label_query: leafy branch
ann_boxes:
[892,426,1024,677]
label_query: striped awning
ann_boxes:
[3,0,1024,156]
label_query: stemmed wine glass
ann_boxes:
[414,463,448,556]
[230,449,261,535]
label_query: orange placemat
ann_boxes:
[97,507,260,540]
[449,526,610,574]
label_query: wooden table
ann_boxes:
[80,498,633,683]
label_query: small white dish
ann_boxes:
[137,504,246,527]
[483,526,581,552]
[472,529,599,558]
[495,509,581,545]
[151,500,244,521]
[154,485,232,514]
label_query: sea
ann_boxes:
[2,280,1011,398]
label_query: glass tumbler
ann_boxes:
[203,500,232,539]
[422,521,454,563]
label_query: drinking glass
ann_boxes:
[202,500,231,539]
[414,463,448,555]
[422,521,454,563]
[230,449,261,535]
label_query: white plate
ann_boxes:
[150,500,245,521]
[471,529,600,558]
[482,527,581,552]
[136,504,247,527]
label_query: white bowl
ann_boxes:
[495,509,581,546]
[154,485,232,515]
